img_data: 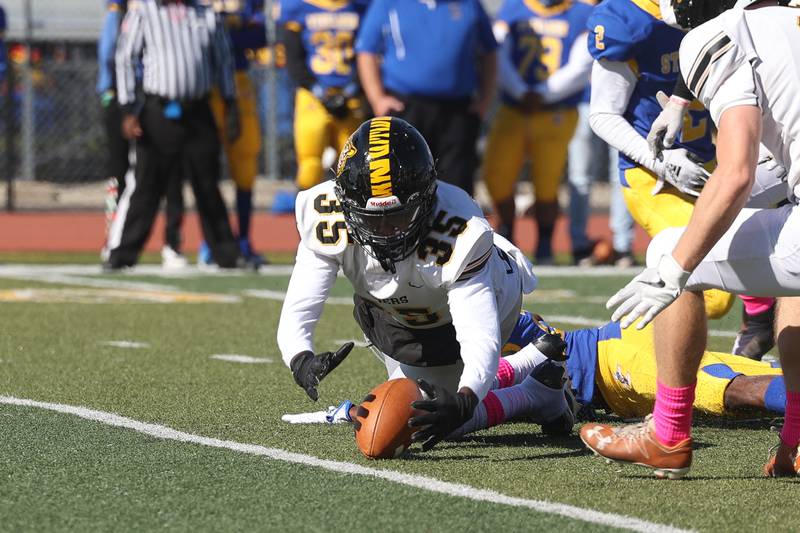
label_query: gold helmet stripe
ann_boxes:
[368,117,393,198]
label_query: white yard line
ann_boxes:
[209,354,274,364]
[333,339,371,348]
[243,289,354,306]
[0,271,181,292]
[98,341,151,349]
[0,396,690,533]
[533,266,641,277]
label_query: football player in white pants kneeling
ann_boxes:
[277,117,574,451]
[583,0,800,478]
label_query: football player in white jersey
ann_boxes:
[278,117,573,451]
[582,0,800,478]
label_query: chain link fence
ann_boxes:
[1,52,296,210]
[0,0,297,211]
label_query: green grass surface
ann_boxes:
[0,264,796,532]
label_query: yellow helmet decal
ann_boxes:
[368,117,393,198]
[336,138,358,177]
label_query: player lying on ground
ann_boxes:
[284,311,786,436]
[593,0,800,478]
[277,118,577,451]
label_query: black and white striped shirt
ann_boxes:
[115,0,236,106]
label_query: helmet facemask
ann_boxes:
[336,181,437,273]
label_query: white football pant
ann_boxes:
[648,203,800,296]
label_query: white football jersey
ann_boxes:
[277,180,537,399]
[679,4,800,198]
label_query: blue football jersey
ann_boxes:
[278,0,368,90]
[212,0,267,70]
[587,0,715,177]
[497,0,593,107]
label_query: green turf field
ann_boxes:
[0,263,796,532]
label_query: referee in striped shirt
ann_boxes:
[106,0,241,269]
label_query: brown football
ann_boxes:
[354,378,423,459]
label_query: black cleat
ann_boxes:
[532,315,568,361]
[732,303,775,360]
[531,359,567,390]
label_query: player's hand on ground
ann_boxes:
[647,91,690,158]
[370,94,405,116]
[290,342,355,401]
[654,147,710,197]
[121,114,143,140]
[224,103,241,143]
[606,254,690,330]
[408,380,478,451]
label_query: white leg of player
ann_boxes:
[647,204,800,296]
[381,353,463,395]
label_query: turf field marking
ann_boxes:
[333,339,371,348]
[243,289,354,306]
[98,340,151,349]
[0,396,691,533]
[0,287,241,304]
[523,290,607,304]
[0,271,180,292]
[209,354,274,364]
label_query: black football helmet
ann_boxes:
[670,0,736,29]
[334,117,438,272]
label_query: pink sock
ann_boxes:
[740,295,774,316]
[483,391,506,428]
[653,381,696,447]
[780,391,800,447]
[495,359,515,389]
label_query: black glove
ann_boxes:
[408,379,478,451]
[290,342,354,401]
[532,314,568,361]
[322,92,349,119]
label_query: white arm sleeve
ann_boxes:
[533,34,592,104]
[276,242,340,367]
[589,60,659,173]
[447,266,501,401]
[496,29,530,101]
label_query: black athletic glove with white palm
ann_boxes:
[408,379,478,451]
[290,342,354,401]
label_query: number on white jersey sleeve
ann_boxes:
[295,181,351,257]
